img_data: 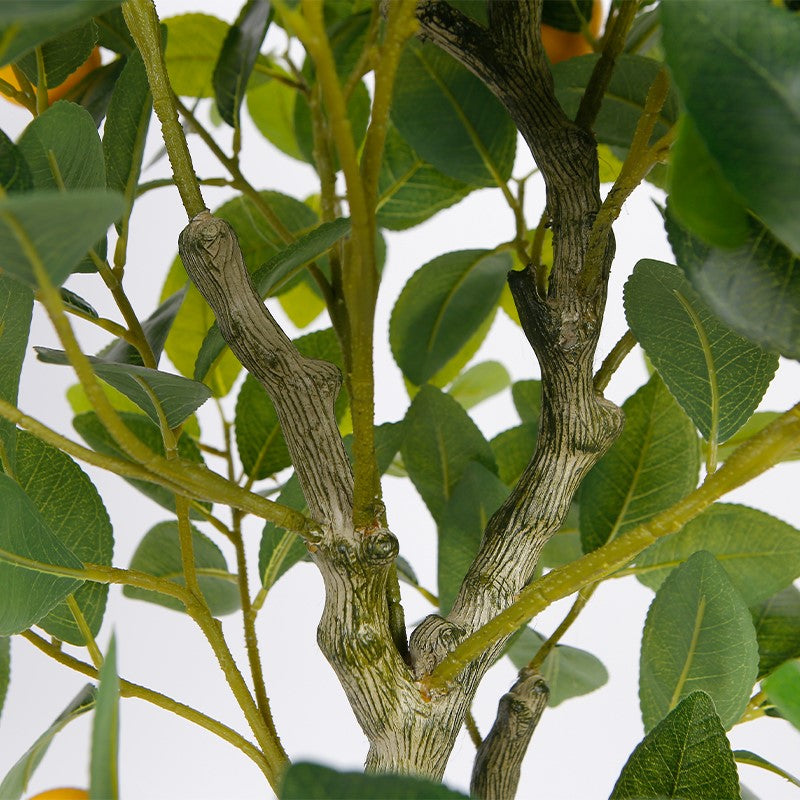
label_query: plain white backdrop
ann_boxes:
[2,2,799,798]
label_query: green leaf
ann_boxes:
[0,684,95,800]
[36,347,211,428]
[438,462,508,615]
[734,750,800,790]
[667,115,750,250]
[18,101,105,191]
[401,385,496,523]
[123,522,240,616]
[751,586,800,679]
[511,379,542,423]
[506,627,608,707]
[639,551,758,731]
[0,636,9,720]
[661,0,800,256]
[94,7,134,54]
[277,280,326,329]
[259,475,308,592]
[447,361,510,411]
[280,763,469,800]
[716,412,800,464]
[666,203,800,361]
[390,249,511,386]
[72,411,210,518]
[90,634,119,800]
[164,13,228,98]
[0,189,123,287]
[16,21,97,89]
[14,432,113,645]
[0,130,33,193]
[490,422,539,487]
[100,288,186,366]
[194,217,350,381]
[552,54,678,149]
[391,40,516,186]
[0,274,33,471]
[213,0,271,127]
[763,660,800,731]
[235,328,345,480]
[246,68,305,161]
[103,47,152,229]
[635,504,800,606]
[0,473,84,636]
[161,190,320,396]
[376,124,472,230]
[624,259,778,443]
[610,691,740,799]
[60,287,98,318]
[580,376,699,553]
[61,57,126,128]
[0,1,118,66]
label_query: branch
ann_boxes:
[470,670,549,800]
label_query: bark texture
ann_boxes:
[179,0,624,792]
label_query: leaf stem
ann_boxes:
[20,629,273,779]
[529,584,596,671]
[593,330,637,392]
[66,594,104,669]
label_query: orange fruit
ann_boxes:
[541,0,604,64]
[27,789,89,800]
[0,47,101,106]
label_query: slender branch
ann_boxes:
[529,584,595,670]
[66,594,104,669]
[593,329,636,392]
[20,630,273,779]
[465,709,483,748]
[422,400,800,692]
[122,0,206,217]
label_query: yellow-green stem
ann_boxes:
[123,0,206,217]
[66,594,104,669]
[594,330,637,392]
[422,400,800,692]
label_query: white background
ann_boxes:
[2,2,799,798]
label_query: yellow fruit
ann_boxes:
[0,47,101,106]
[541,0,604,64]
[27,789,89,800]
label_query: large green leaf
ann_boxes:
[36,347,211,428]
[511,379,542,423]
[16,21,97,90]
[390,249,511,386]
[552,53,678,148]
[161,190,320,396]
[635,504,800,606]
[667,115,750,250]
[194,217,350,381]
[0,473,84,636]
[0,1,118,66]
[14,432,113,645]
[580,376,699,553]
[0,130,32,193]
[506,627,608,707]
[103,47,152,229]
[666,204,800,361]
[751,586,800,679]
[376,125,472,230]
[246,68,305,162]
[763,660,800,732]
[401,385,496,523]
[391,40,516,186]
[438,462,508,615]
[0,684,95,800]
[123,522,240,616]
[624,259,778,443]
[639,551,758,731]
[235,328,345,480]
[90,635,119,800]
[72,411,210,518]
[0,189,123,288]
[280,763,469,800]
[661,0,800,256]
[164,13,228,97]
[490,423,539,487]
[610,691,740,799]
[0,636,9,720]
[447,361,510,411]
[258,475,308,592]
[213,0,271,127]
[0,275,33,472]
